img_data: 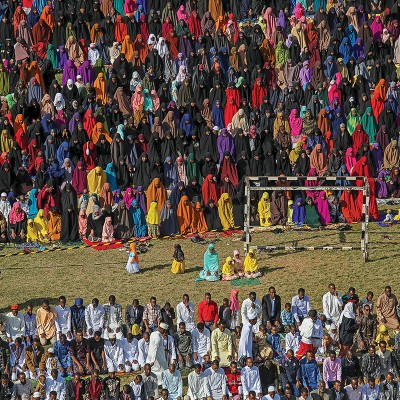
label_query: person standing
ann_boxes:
[176,294,195,332]
[36,300,57,346]
[6,305,25,342]
[262,287,282,328]
[241,292,262,333]
[85,299,105,338]
[211,321,233,368]
[238,311,258,359]
[103,295,123,340]
[197,293,218,332]
[146,323,169,384]
[376,286,400,330]
[322,284,343,327]
[55,296,72,341]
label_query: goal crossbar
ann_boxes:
[244,176,370,262]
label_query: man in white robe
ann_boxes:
[146,323,169,384]
[122,333,140,372]
[191,323,210,365]
[203,360,227,400]
[211,322,233,367]
[161,363,182,400]
[322,284,343,327]
[241,357,262,398]
[187,364,205,400]
[85,299,105,337]
[241,292,262,333]
[176,295,195,332]
[238,310,258,359]
[138,332,150,367]
[104,333,124,372]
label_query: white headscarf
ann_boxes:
[53,93,65,111]
[155,37,169,58]
[338,302,355,325]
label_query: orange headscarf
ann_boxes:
[176,196,194,234]
[14,114,27,133]
[121,35,135,62]
[28,61,46,92]
[13,6,26,35]
[90,122,112,144]
[114,15,127,43]
[40,5,55,31]
[93,73,107,105]
[90,23,103,44]
[146,177,167,212]
[193,202,208,233]
[129,243,138,263]
[99,182,115,208]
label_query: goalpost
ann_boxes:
[243,176,370,262]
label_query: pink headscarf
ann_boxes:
[370,16,384,40]
[315,192,331,225]
[288,109,303,136]
[344,147,357,174]
[230,289,240,311]
[123,188,136,209]
[9,202,26,224]
[78,208,87,236]
[102,217,114,239]
[131,86,144,113]
[176,5,189,23]
[263,8,276,39]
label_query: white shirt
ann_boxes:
[54,306,71,335]
[6,312,25,339]
[241,298,262,323]
[322,292,343,324]
[104,340,124,367]
[85,304,105,333]
[108,305,118,328]
[203,367,227,400]
[176,301,195,331]
[146,331,168,370]
[263,394,281,400]
[163,334,176,364]
[45,376,65,400]
[292,295,312,322]
[187,370,205,400]
[191,327,211,357]
[285,332,300,353]
[138,338,149,366]
[241,366,262,396]
[122,337,139,361]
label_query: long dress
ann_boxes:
[199,244,220,281]
[126,250,140,273]
[376,294,399,329]
[146,330,168,384]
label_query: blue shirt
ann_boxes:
[300,359,320,390]
[53,341,73,368]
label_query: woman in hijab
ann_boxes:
[130,200,147,238]
[86,205,104,241]
[217,192,235,231]
[304,197,320,228]
[338,303,357,358]
[199,243,221,281]
[310,144,328,176]
[258,192,272,227]
[292,197,306,225]
[159,200,179,237]
[8,202,27,243]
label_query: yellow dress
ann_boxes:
[34,209,49,242]
[258,192,272,227]
[394,209,400,220]
[26,219,39,242]
[217,193,235,230]
[87,166,106,195]
[171,259,185,274]
[287,200,294,225]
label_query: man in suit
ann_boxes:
[380,372,399,400]
[65,372,86,400]
[262,287,282,328]
[125,299,144,335]
[330,380,348,400]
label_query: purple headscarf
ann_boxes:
[277,10,286,32]
[299,61,312,87]
[68,112,81,133]
[136,186,147,214]
[315,192,331,225]
[58,46,68,69]
[217,129,235,163]
[77,60,94,84]
[62,60,77,85]
[353,38,364,59]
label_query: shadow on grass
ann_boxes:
[0,298,59,313]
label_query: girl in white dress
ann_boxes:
[126,243,140,273]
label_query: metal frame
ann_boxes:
[244,176,370,262]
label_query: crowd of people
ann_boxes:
[1,285,400,400]
[2,0,400,244]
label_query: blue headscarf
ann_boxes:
[41,113,56,134]
[56,142,70,166]
[105,162,117,192]
[169,182,186,209]
[163,157,178,190]
[28,188,39,219]
[211,100,225,129]
[179,114,193,137]
[203,243,219,273]
[345,24,357,46]
[338,37,352,64]
[292,197,306,224]
[130,200,148,238]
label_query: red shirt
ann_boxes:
[225,370,242,395]
[197,300,218,323]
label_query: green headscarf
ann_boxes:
[185,153,200,182]
[47,44,58,69]
[0,69,10,96]
[361,107,377,144]
[275,41,289,66]
[347,108,361,135]
[305,198,321,228]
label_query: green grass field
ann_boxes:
[1,221,400,315]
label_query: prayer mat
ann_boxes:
[15,242,42,249]
[231,278,261,287]
[83,239,124,250]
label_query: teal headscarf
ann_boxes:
[130,200,148,238]
[28,189,39,219]
[203,243,220,273]
[105,162,117,192]
[361,107,377,144]
[47,44,58,69]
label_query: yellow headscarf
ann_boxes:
[222,256,235,275]
[27,219,39,242]
[244,249,258,273]
[146,201,160,225]
[217,193,235,230]
[258,192,271,227]
[87,166,106,195]
[33,209,49,241]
